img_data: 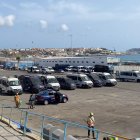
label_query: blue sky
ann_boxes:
[0,0,140,51]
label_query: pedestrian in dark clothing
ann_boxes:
[29,94,35,109]
[55,92,60,104]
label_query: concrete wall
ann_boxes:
[43,123,78,140]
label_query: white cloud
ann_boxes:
[0,15,15,27]
[4,15,15,26]
[0,16,5,26]
[40,20,48,29]
[61,24,69,31]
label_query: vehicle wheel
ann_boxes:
[0,88,2,94]
[7,90,13,95]
[62,98,68,103]
[120,78,125,82]
[137,79,140,82]
[44,100,49,105]
[33,88,39,93]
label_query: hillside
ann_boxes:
[126,48,140,54]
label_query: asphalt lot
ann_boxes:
[0,69,140,139]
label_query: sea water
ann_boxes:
[117,54,140,62]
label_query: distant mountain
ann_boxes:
[126,48,140,54]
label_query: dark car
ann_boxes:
[94,65,114,74]
[18,75,45,93]
[86,73,104,87]
[56,77,76,90]
[35,89,68,105]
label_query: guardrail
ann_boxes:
[0,104,131,140]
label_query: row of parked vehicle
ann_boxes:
[0,71,117,96]
[27,66,55,74]
[24,64,114,74]
[0,75,68,105]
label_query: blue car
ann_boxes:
[35,89,68,105]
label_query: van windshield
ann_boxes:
[81,76,90,81]
[33,67,38,70]
[48,78,58,83]
[105,74,114,79]
[91,74,100,80]
[136,72,140,77]
[31,77,42,85]
[9,80,20,86]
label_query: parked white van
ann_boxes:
[116,70,140,82]
[38,75,60,91]
[27,66,40,73]
[97,73,117,86]
[0,77,23,95]
[67,73,93,88]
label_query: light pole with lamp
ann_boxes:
[69,34,73,57]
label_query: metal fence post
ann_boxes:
[96,130,99,140]
[8,107,12,125]
[1,105,4,119]
[23,111,29,135]
[63,122,68,140]
[20,111,23,125]
[40,115,45,140]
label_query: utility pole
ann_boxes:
[69,34,73,56]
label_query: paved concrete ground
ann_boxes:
[0,69,140,139]
[0,121,32,140]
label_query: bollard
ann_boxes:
[43,124,57,140]
[52,129,64,140]
[67,135,78,140]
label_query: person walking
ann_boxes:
[87,112,96,139]
[55,92,60,104]
[29,94,35,109]
[14,92,20,108]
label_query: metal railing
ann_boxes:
[0,104,131,140]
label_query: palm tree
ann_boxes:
[16,56,21,70]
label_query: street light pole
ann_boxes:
[69,34,73,57]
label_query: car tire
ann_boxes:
[120,78,125,82]
[33,88,39,93]
[0,88,2,94]
[44,100,49,105]
[62,98,68,103]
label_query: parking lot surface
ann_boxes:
[0,69,140,138]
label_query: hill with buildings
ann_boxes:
[0,48,121,59]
